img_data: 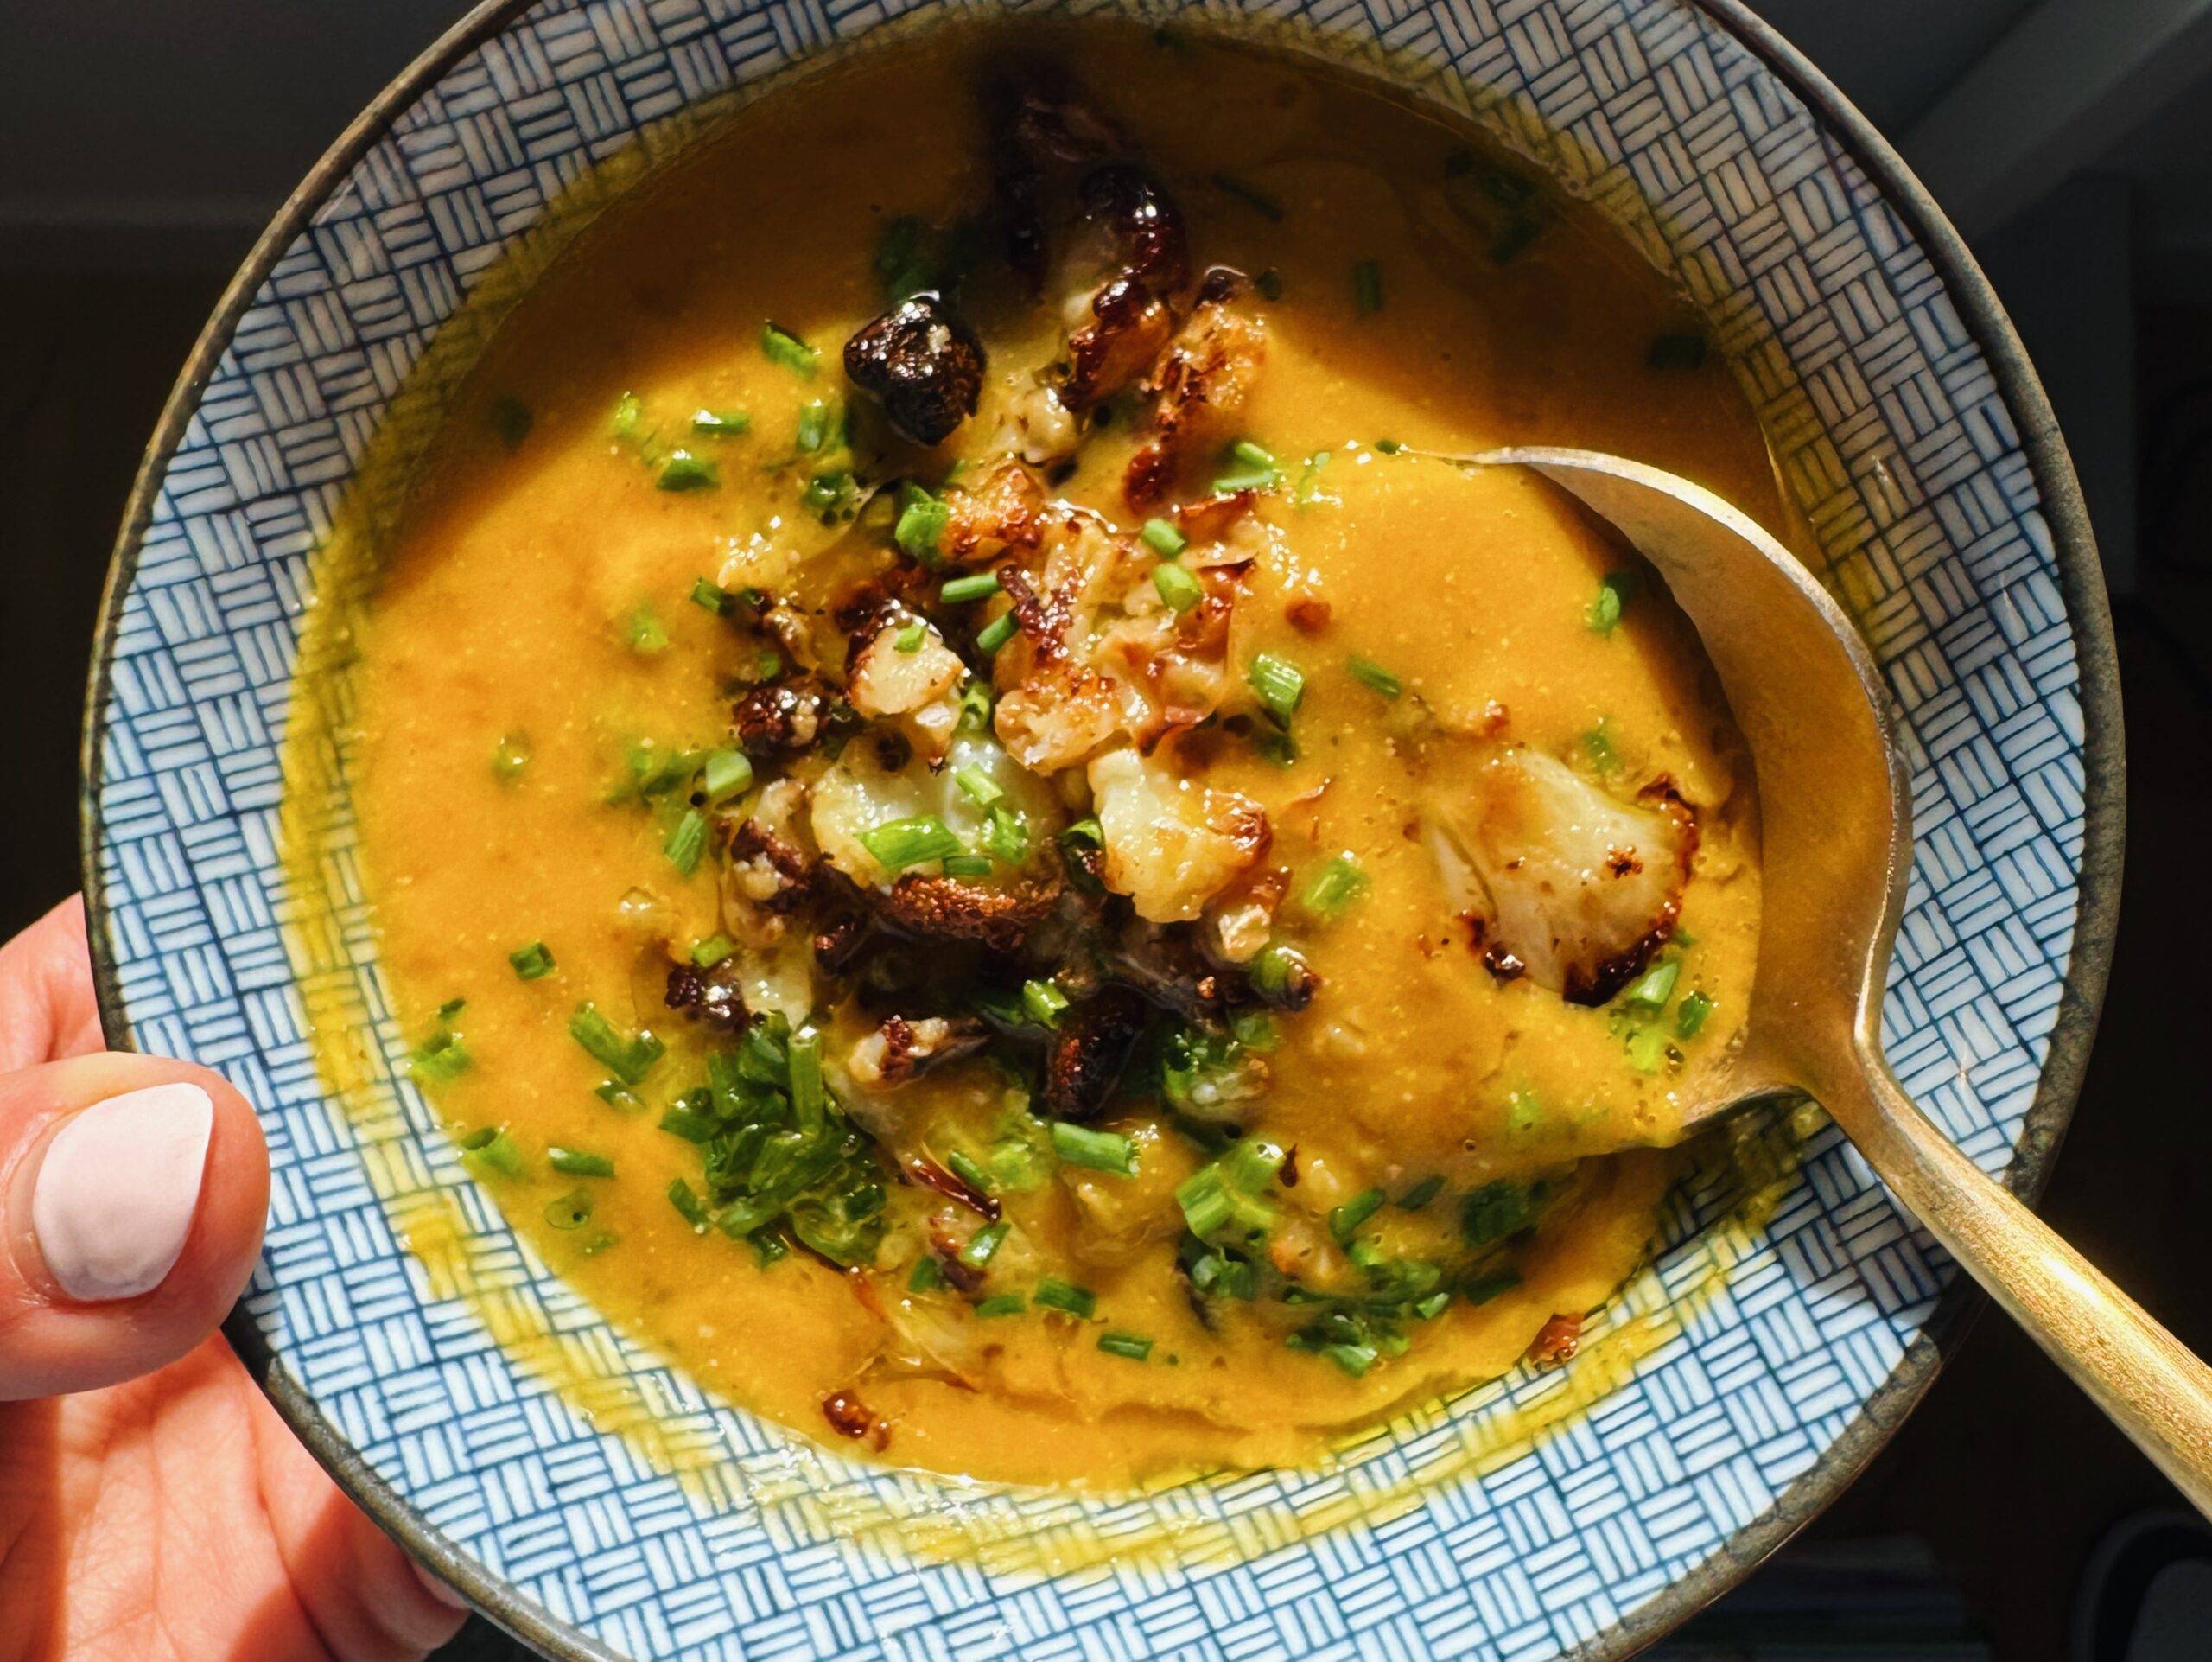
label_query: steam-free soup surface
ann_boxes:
[344,18,1768,1486]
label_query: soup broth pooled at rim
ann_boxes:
[342,18,1768,1486]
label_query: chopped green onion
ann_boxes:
[1212,438,1281,494]
[655,450,719,492]
[1351,258,1384,315]
[959,1221,1010,1267]
[1061,817,1104,848]
[610,391,645,440]
[957,678,994,730]
[1626,1023,1672,1073]
[1052,1122,1136,1175]
[1347,655,1402,699]
[1035,1277,1097,1318]
[1622,959,1681,1009]
[691,407,752,436]
[801,469,861,522]
[941,852,993,877]
[1141,518,1187,557]
[1294,449,1333,507]
[1211,172,1285,220]
[690,933,736,969]
[658,1103,715,1143]
[983,805,1029,865]
[787,1030,825,1133]
[1175,1164,1235,1239]
[410,1028,471,1085]
[973,1292,1027,1317]
[1248,653,1305,724]
[1587,570,1637,635]
[668,1176,709,1231]
[1323,1340,1380,1377]
[908,1254,948,1293]
[1153,561,1203,614]
[939,571,1001,604]
[760,322,818,376]
[1505,1089,1545,1133]
[860,814,964,873]
[626,608,671,654]
[1583,720,1621,776]
[1329,1187,1385,1242]
[894,620,926,653]
[1248,944,1309,1000]
[493,733,531,783]
[795,399,834,452]
[548,1146,614,1178]
[690,576,732,614]
[976,611,1019,653]
[1676,990,1716,1040]
[1021,979,1069,1028]
[461,1129,523,1179]
[1397,1174,1446,1211]
[954,765,1004,806]
[569,1003,664,1086]
[1647,332,1708,371]
[506,941,556,981]
[594,1080,645,1113]
[895,484,950,564]
[543,1188,594,1230]
[1097,1331,1154,1360]
[1461,1181,1533,1248]
[945,1149,994,1194]
[664,806,709,876]
[702,748,753,804]
[1414,1289,1453,1320]
[1231,440,1276,471]
[1220,1137,1287,1194]
[1298,853,1370,921]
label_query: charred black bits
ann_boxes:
[1044,985,1147,1122]
[732,675,841,757]
[665,962,747,1030]
[1080,163,1189,294]
[842,292,986,447]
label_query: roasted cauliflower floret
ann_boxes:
[1087,744,1270,924]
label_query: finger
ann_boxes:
[0,897,105,1070]
[0,1054,269,1399]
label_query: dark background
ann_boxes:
[5,3,2211,1658]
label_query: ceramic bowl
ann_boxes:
[83,1,2121,1657]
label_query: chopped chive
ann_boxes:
[1141,518,1187,557]
[690,576,732,614]
[1249,944,1310,1000]
[1097,1330,1154,1360]
[760,322,818,376]
[489,395,532,450]
[610,391,645,440]
[1323,1340,1379,1377]
[548,1146,615,1178]
[1347,655,1402,699]
[1221,1137,1287,1194]
[1582,720,1621,775]
[1294,449,1333,507]
[1021,978,1069,1028]
[1153,561,1203,614]
[787,1031,825,1133]
[1248,653,1305,724]
[702,748,753,803]
[690,407,752,436]
[410,1028,472,1084]
[664,806,709,876]
[1627,1023,1672,1074]
[940,852,993,876]
[668,1176,709,1231]
[1299,853,1370,921]
[795,399,835,453]
[976,611,1019,653]
[1329,1187,1385,1242]
[1035,1277,1097,1318]
[493,733,531,783]
[908,1254,948,1293]
[1052,1122,1136,1175]
[973,1292,1027,1317]
[939,571,1001,604]
[1414,1289,1453,1320]
[801,469,861,522]
[1213,439,1281,494]
[655,449,719,492]
[1676,990,1716,1040]
[983,804,1029,865]
[895,484,950,563]
[954,765,1004,806]
[506,941,556,981]
[1587,570,1637,635]
[460,1128,523,1179]
[1351,258,1384,315]
[1211,172,1285,220]
[1256,268,1285,300]
[1647,332,1708,371]
[594,1080,645,1113]
[1060,817,1104,848]
[690,933,737,968]
[569,1002,664,1086]
[1231,439,1276,471]
[945,1149,994,1194]
[1505,1089,1545,1134]
[1622,959,1681,1009]
[626,607,671,654]
[1395,1175,1446,1213]
[957,678,994,730]
[658,1103,715,1143]
[959,1220,1010,1267]
[894,620,926,653]
[1176,1165,1235,1238]
[543,1188,594,1230]
[860,814,964,873]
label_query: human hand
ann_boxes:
[0,898,470,1661]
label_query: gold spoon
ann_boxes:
[1463,445,2212,1518]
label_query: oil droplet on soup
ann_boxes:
[342,16,1768,1487]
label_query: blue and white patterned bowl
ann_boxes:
[82,1,2123,1657]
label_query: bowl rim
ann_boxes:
[75,1,2126,1657]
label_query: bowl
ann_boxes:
[81,1,2122,1657]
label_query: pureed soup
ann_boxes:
[340,16,1770,1487]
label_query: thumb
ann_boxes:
[0,1054,269,1399]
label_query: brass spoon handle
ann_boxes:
[1825,1053,2212,1517]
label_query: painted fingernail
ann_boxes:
[30,1082,214,1302]
[410,1557,471,1611]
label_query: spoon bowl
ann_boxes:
[1471,444,2212,1517]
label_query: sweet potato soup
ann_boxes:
[341,17,1771,1486]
